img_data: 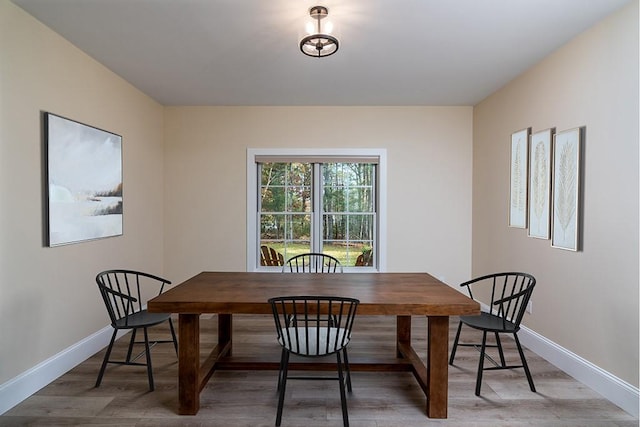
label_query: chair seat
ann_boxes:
[279,327,350,356]
[114,310,172,329]
[460,312,517,333]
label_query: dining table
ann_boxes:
[147,271,480,419]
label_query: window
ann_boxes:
[247,149,386,272]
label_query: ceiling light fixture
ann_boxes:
[300,6,339,58]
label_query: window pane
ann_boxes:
[261,186,284,212]
[322,214,375,240]
[348,188,373,212]
[285,163,312,186]
[323,241,373,267]
[260,213,316,241]
[323,187,345,213]
[261,162,312,213]
[285,213,311,241]
[348,214,374,240]
[323,163,374,213]
[287,187,311,212]
[261,162,287,185]
[260,214,285,240]
[323,214,345,240]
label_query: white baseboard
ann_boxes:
[518,324,639,418]
[2,319,638,418]
[0,325,124,415]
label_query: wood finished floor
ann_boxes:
[2,315,637,427]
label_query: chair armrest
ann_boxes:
[458,278,479,289]
[459,272,502,289]
[492,286,530,306]
[101,286,138,302]
[145,273,171,295]
[458,275,489,299]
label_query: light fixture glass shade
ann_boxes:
[300,6,339,58]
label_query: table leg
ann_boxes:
[218,313,232,356]
[178,313,200,415]
[396,315,411,357]
[427,316,449,418]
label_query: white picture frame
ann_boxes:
[551,127,582,251]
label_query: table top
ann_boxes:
[148,271,480,316]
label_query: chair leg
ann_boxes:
[168,318,178,356]
[336,351,349,427]
[275,351,290,427]
[125,329,137,363]
[495,332,506,367]
[143,327,154,391]
[343,348,353,392]
[95,329,117,387]
[475,330,488,396]
[277,348,286,391]
[449,321,463,365]
[514,333,536,392]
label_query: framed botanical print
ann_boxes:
[551,127,582,251]
[528,128,554,239]
[509,128,530,228]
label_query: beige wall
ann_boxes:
[473,1,639,386]
[163,106,473,284]
[0,1,165,383]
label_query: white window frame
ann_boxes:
[246,148,387,272]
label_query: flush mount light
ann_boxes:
[299,6,339,58]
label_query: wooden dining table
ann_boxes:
[147,271,480,419]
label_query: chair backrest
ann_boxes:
[460,272,536,329]
[283,253,343,273]
[269,296,359,357]
[260,245,284,266]
[96,269,171,326]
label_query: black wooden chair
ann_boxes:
[268,296,359,427]
[449,272,536,396]
[283,253,343,273]
[280,252,345,390]
[95,269,178,391]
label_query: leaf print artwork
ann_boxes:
[531,142,547,229]
[555,142,577,239]
[509,129,529,228]
[552,127,581,251]
[527,129,552,239]
[511,139,525,210]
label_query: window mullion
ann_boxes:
[312,163,322,253]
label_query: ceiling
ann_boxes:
[12,0,631,106]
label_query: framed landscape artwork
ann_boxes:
[551,127,582,251]
[509,128,530,228]
[528,128,553,239]
[45,113,123,246]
